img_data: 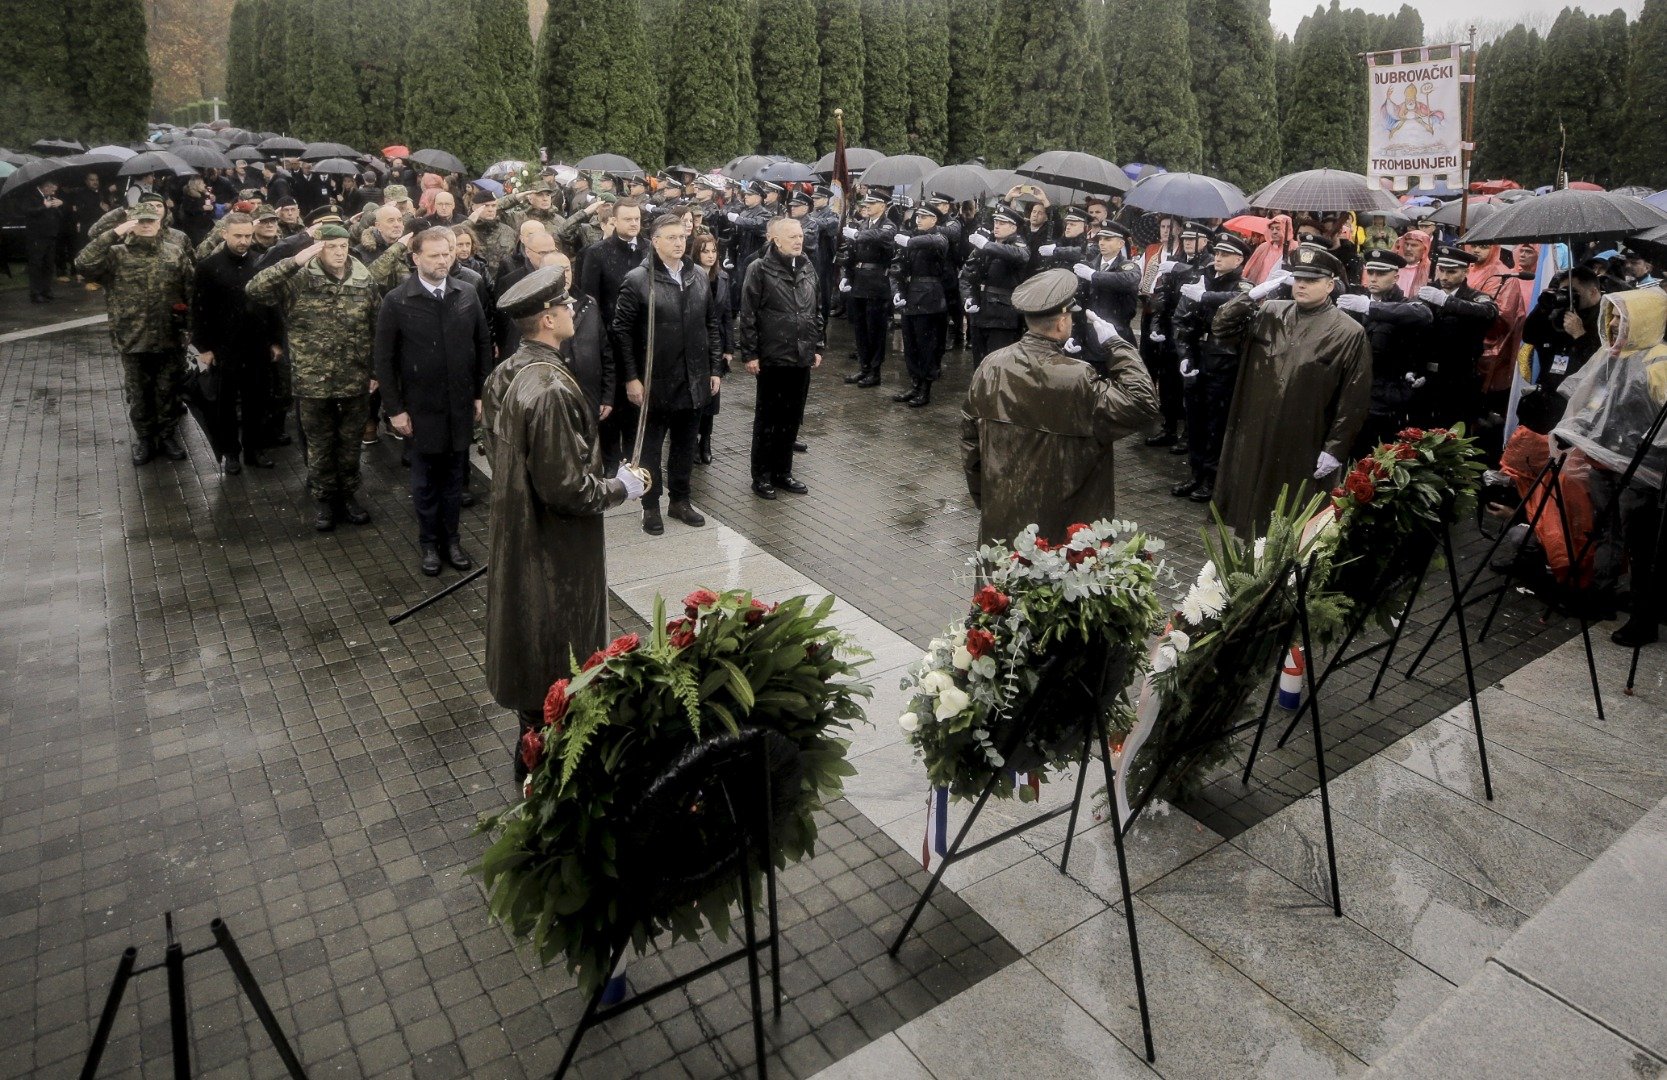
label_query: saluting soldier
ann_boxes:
[961,269,1159,545]
[959,206,1032,364]
[1072,220,1143,343]
[839,191,897,387]
[1414,243,1499,430]
[1171,230,1257,504]
[1036,205,1093,270]
[1336,246,1434,458]
[889,202,953,407]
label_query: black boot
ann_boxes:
[698,433,713,465]
[313,499,337,532]
[843,368,866,385]
[894,380,921,403]
[907,381,933,408]
[855,369,882,388]
[642,504,664,535]
[339,495,371,525]
[131,438,154,466]
[668,500,706,527]
[1144,429,1178,447]
[158,432,187,460]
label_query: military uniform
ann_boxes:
[804,189,842,329]
[960,270,1160,545]
[467,213,518,286]
[246,228,380,510]
[889,206,953,406]
[840,194,897,386]
[1174,232,1255,501]
[74,202,196,463]
[500,182,566,242]
[1342,247,1434,458]
[1416,244,1499,429]
[959,208,1031,363]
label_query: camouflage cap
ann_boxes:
[382,184,410,202]
[522,179,553,194]
[253,203,280,220]
[497,263,572,318]
[131,201,164,221]
[1011,268,1082,316]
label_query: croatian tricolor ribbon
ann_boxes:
[1278,646,1305,711]
[922,786,948,870]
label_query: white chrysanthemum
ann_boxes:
[898,712,922,733]
[1195,582,1228,619]
[934,686,971,721]
[1168,629,1191,653]
[1180,592,1206,626]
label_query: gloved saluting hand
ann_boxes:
[1038,243,1057,257]
[841,225,858,241]
[1335,293,1371,314]
[1073,262,1096,282]
[968,232,989,250]
[894,233,912,248]
[1417,285,1449,307]
[1179,281,1206,302]
[1248,271,1290,301]
[1085,310,1120,345]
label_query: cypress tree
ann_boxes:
[257,0,295,132]
[282,0,317,133]
[62,0,151,145]
[1273,32,1295,136]
[1474,26,1548,186]
[643,0,680,122]
[226,0,258,129]
[1075,10,1115,161]
[1590,8,1630,186]
[1619,0,1667,188]
[944,0,992,161]
[0,1,76,148]
[403,0,501,169]
[754,0,821,160]
[298,0,360,143]
[475,0,541,159]
[860,0,909,154]
[1111,0,1202,171]
[1190,0,1280,190]
[983,0,1101,166]
[349,0,407,151]
[736,0,761,155]
[905,0,950,160]
[538,0,666,167]
[1541,8,1608,186]
[1280,2,1359,172]
[664,0,748,166]
[817,0,864,152]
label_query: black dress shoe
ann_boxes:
[843,370,866,385]
[668,500,706,527]
[1612,618,1659,648]
[158,433,187,460]
[855,371,882,388]
[793,441,807,453]
[752,479,778,500]
[131,439,154,466]
[775,474,808,495]
[1170,479,1199,498]
[244,450,276,468]
[642,505,664,534]
[222,457,242,475]
[273,432,293,447]
[420,545,442,576]
[893,381,920,403]
[445,542,473,571]
[1144,431,1178,447]
[1189,483,1214,502]
[460,490,476,508]
[698,435,713,464]
[314,500,337,532]
[339,496,371,524]
[908,383,932,408]
[1169,440,1189,456]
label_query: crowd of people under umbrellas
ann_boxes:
[7,130,1665,648]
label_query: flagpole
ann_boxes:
[1458,25,1478,235]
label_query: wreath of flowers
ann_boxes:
[899,521,1165,801]
[472,590,870,995]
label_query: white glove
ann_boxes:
[1418,285,1449,307]
[1061,336,1082,355]
[964,298,979,313]
[1404,371,1427,389]
[1335,293,1371,314]
[1313,451,1341,480]
[1148,331,1165,343]
[894,233,912,248]
[838,276,851,294]
[1180,281,1205,302]
[841,226,858,241]
[1179,357,1198,381]
[893,293,907,308]
[1158,260,1180,274]
[968,232,989,250]
[615,464,646,500]
[726,211,740,223]
[1248,276,1284,301]
[1039,243,1057,257]
[1085,310,1119,345]
[1073,262,1096,282]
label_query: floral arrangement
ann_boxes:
[899,521,1165,801]
[1328,425,1486,628]
[472,590,870,995]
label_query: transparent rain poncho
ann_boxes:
[1553,286,1667,489]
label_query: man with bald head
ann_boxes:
[739,216,822,498]
[494,227,561,356]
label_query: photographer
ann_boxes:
[1521,267,1604,401]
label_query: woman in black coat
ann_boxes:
[692,232,733,464]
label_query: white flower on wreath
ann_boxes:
[934,686,971,721]
[1253,537,1267,561]
[951,645,973,671]
[921,670,955,696]
[899,711,923,733]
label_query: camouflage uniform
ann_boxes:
[364,240,412,292]
[246,255,380,500]
[498,191,562,239]
[466,216,518,284]
[74,228,195,442]
[90,205,195,261]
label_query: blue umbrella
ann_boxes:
[470,178,505,198]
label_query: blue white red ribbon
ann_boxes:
[922,786,948,870]
[1278,646,1305,711]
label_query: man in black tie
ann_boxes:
[374,227,494,576]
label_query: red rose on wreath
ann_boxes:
[544,678,570,728]
[973,585,1010,615]
[682,588,720,617]
[1034,538,1054,552]
[745,598,771,625]
[1398,427,1426,441]
[1345,472,1377,504]
[605,633,640,658]
[1359,457,1387,480]
[1064,522,1091,542]
[581,649,606,672]
[965,627,996,659]
[1392,442,1417,461]
[1331,486,1346,499]
[1066,546,1092,567]
[519,729,545,771]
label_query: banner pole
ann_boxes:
[1458,25,1478,234]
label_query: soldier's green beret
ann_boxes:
[1012,268,1082,316]
[497,264,572,318]
[318,224,350,241]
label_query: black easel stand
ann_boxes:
[387,563,489,626]
[81,914,307,1080]
[554,730,787,1080]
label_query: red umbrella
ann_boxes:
[382,144,411,158]
[1567,181,1606,192]
[1223,214,1270,239]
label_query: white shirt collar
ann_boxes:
[421,277,445,299]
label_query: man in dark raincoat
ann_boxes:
[482,265,646,783]
[1211,244,1373,537]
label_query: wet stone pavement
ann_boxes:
[0,311,1584,1078]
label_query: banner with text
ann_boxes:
[1367,48,1464,190]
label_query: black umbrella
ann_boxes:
[574,153,643,176]
[1427,198,1500,229]
[1014,150,1130,197]
[920,164,998,202]
[1123,171,1248,219]
[171,136,228,150]
[859,154,940,189]
[228,146,265,163]
[86,144,137,161]
[1,150,38,167]
[1461,189,1667,245]
[812,147,884,176]
[258,136,306,155]
[181,363,230,461]
[754,159,818,183]
[310,157,360,176]
[218,127,257,146]
[301,141,359,162]
[1625,223,1667,264]
[170,144,234,170]
[409,147,467,175]
[30,138,85,156]
[1248,169,1399,213]
[119,151,195,178]
[0,153,119,199]
[724,155,782,181]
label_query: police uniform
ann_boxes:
[1142,221,1209,447]
[890,204,953,406]
[1173,231,1254,501]
[959,207,1031,363]
[1343,247,1434,457]
[841,193,897,386]
[1416,244,1499,429]
[1035,206,1094,271]
[1074,220,1142,345]
[960,269,1160,545]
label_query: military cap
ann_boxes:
[813,184,834,199]
[253,203,279,221]
[137,191,166,206]
[991,206,1024,228]
[1179,220,1212,240]
[237,187,262,201]
[522,178,553,194]
[275,195,299,208]
[755,179,784,196]
[623,173,649,187]
[1011,268,1082,316]
[1094,219,1132,240]
[1432,243,1477,268]
[1361,247,1406,271]
[1212,233,1252,259]
[305,206,343,226]
[1287,243,1346,279]
[469,185,497,205]
[1062,205,1092,223]
[317,224,350,241]
[695,174,726,191]
[131,200,165,221]
[859,191,889,206]
[925,192,953,206]
[913,202,940,222]
[496,263,573,318]
[656,172,685,190]
[382,184,409,202]
[788,190,812,208]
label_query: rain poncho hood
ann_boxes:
[1553,286,1667,487]
[1394,230,1432,293]
[1244,214,1294,284]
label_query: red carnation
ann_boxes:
[519,729,545,772]
[1065,523,1091,542]
[965,627,996,659]
[1066,547,1091,566]
[682,588,720,617]
[745,598,771,625]
[1331,486,1346,499]
[1011,552,1032,567]
[605,633,640,658]
[544,678,571,728]
[581,650,606,672]
[669,626,696,649]
[1034,538,1054,552]
[973,585,1010,615]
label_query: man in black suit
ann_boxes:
[22,179,64,303]
[374,227,494,576]
[191,212,277,473]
